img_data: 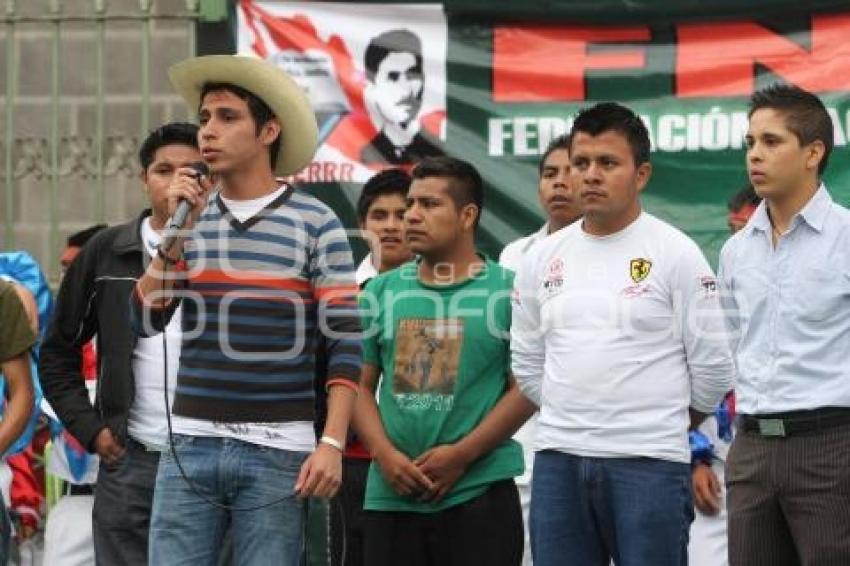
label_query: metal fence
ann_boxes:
[2,0,202,283]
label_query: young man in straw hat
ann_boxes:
[132,55,362,565]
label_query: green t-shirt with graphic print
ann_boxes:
[360,258,524,513]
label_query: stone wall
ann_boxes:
[0,0,198,282]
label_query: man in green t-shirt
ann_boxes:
[0,279,37,563]
[354,156,536,566]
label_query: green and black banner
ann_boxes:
[238,1,850,264]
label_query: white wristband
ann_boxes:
[320,435,344,452]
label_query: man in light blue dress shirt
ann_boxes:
[720,84,850,566]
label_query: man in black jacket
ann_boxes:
[40,122,201,565]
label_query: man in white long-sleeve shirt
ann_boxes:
[511,102,733,566]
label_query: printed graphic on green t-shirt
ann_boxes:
[394,318,462,412]
[360,259,524,513]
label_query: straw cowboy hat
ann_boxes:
[168,55,318,176]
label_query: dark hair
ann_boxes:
[357,168,412,223]
[66,224,108,248]
[138,122,199,171]
[727,184,762,212]
[199,82,281,169]
[570,102,650,166]
[539,134,571,176]
[748,84,833,175]
[364,29,423,81]
[411,156,483,228]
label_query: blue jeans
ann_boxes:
[149,435,308,566]
[530,450,693,566]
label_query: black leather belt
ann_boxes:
[739,407,850,437]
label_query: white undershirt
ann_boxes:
[219,185,287,222]
[128,217,181,449]
[172,185,316,452]
[355,254,378,286]
[499,224,549,487]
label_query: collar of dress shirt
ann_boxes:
[746,183,831,236]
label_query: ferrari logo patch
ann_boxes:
[629,258,652,283]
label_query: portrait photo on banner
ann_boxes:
[237,0,448,184]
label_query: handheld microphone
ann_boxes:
[161,161,209,252]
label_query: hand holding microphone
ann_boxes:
[162,161,213,253]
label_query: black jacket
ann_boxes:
[40,211,150,451]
